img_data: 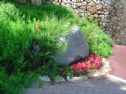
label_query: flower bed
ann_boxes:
[66,53,103,76]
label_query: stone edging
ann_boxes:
[38,58,111,83]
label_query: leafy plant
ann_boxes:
[15,2,76,20]
[0,2,113,94]
[0,67,37,94]
[77,18,113,57]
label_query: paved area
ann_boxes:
[25,75,126,94]
[107,45,126,79]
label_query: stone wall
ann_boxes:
[47,0,126,44]
[106,0,126,44]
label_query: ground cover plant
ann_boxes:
[0,1,113,94]
[71,53,103,76]
[61,53,103,78]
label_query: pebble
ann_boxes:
[38,76,51,82]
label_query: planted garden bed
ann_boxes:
[0,1,113,94]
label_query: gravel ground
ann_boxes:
[25,74,126,94]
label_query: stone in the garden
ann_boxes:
[52,26,89,66]
[54,76,65,82]
[38,76,50,82]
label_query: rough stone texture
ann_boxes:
[38,76,50,82]
[53,26,89,66]
[54,76,65,82]
[87,4,97,15]
[47,0,126,45]
[106,0,126,44]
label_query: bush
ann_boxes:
[0,2,113,94]
[0,4,72,94]
[0,67,37,94]
[0,2,19,20]
[0,15,32,73]
[0,2,69,71]
[24,17,70,70]
[15,2,76,20]
[76,18,113,57]
[0,3,37,94]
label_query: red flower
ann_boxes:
[70,53,103,75]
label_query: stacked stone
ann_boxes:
[106,0,126,44]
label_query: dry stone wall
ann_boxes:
[106,0,126,44]
[47,0,126,44]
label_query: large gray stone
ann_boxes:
[52,26,89,66]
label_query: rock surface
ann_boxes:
[53,26,89,66]
[55,76,65,82]
[38,76,50,82]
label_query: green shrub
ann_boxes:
[15,2,76,20]
[77,18,113,57]
[0,2,69,94]
[0,2,71,71]
[0,18,32,73]
[0,4,37,94]
[0,3,19,20]
[0,2,113,94]
[24,17,71,71]
[0,67,37,94]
